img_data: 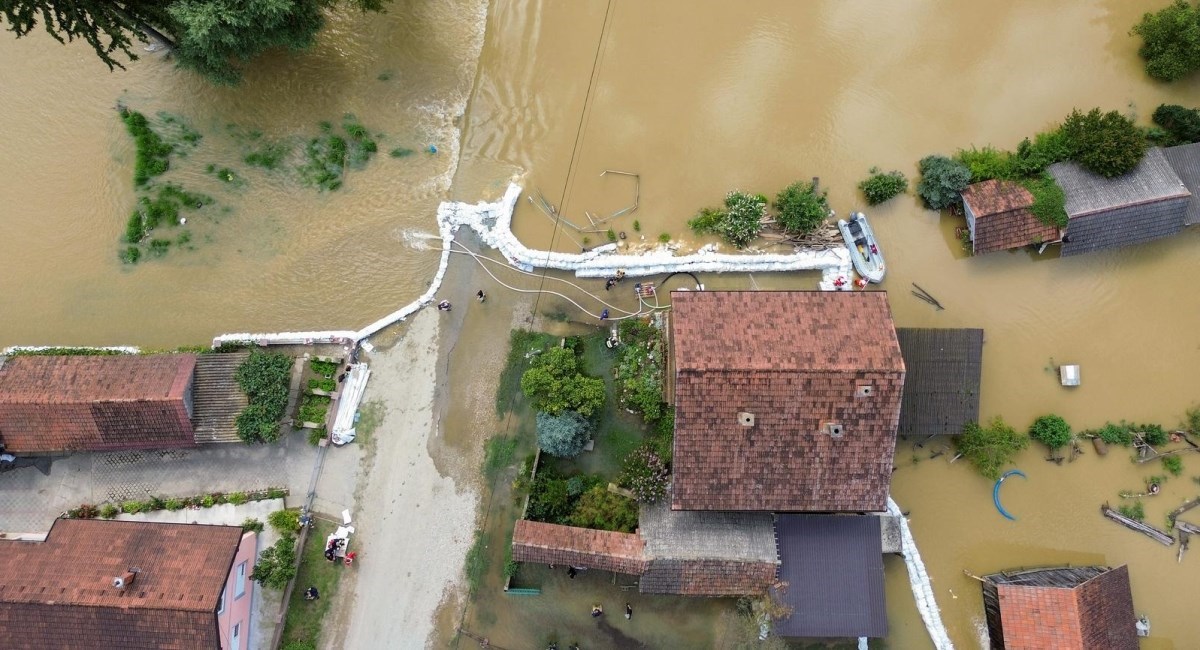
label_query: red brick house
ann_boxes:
[0,518,256,649]
[961,179,1061,255]
[669,291,905,512]
[0,354,198,454]
[981,565,1139,650]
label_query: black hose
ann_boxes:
[660,271,701,290]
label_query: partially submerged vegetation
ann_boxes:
[1131,0,1200,82]
[299,115,380,191]
[956,416,1030,480]
[858,167,908,205]
[688,180,831,248]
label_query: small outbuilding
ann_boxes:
[1161,141,1200,226]
[981,564,1138,650]
[1049,147,1190,257]
[961,179,1061,254]
[895,328,983,436]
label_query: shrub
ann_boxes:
[632,219,641,232]
[298,395,330,423]
[122,500,147,514]
[228,491,249,505]
[568,486,639,533]
[1153,104,1200,144]
[120,246,141,264]
[1131,0,1200,81]
[956,416,1030,480]
[620,444,670,503]
[1012,130,1072,176]
[520,347,605,416]
[268,509,302,534]
[858,168,908,205]
[1119,501,1146,522]
[235,351,293,443]
[267,487,288,499]
[307,378,336,392]
[164,498,183,511]
[1029,414,1073,450]
[773,180,830,235]
[658,232,671,243]
[526,472,575,523]
[98,503,119,519]
[956,147,1018,182]
[242,517,265,533]
[307,427,325,446]
[389,147,415,158]
[1163,455,1185,476]
[536,410,593,458]
[1187,407,1200,433]
[606,228,617,242]
[688,191,768,248]
[916,155,972,210]
[200,495,215,508]
[250,536,298,589]
[119,109,173,186]
[1060,108,1146,178]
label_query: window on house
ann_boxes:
[217,587,225,614]
[231,622,241,650]
[235,561,246,598]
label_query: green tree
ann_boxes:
[687,191,767,248]
[536,410,593,458]
[1028,414,1073,451]
[955,416,1030,480]
[1060,108,1146,178]
[1153,104,1200,144]
[1,0,390,85]
[916,155,972,210]
[568,486,639,533]
[773,180,830,235]
[1131,0,1200,82]
[250,535,297,589]
[858,168,908,205]
[267,508,301,534]
[520,347,605,416]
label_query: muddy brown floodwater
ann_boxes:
[4,0,1200,647]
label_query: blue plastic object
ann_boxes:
[993,469,1027,521]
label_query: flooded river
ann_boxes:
[4,0,1200,647]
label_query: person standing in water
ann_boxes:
[625,603,632,620]
[476,290,486,303]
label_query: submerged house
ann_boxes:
[980,565,1138,650]
[961,179,1061,255]
[0,518,258,649]
[1049,147,1190,257]
[0,352,250,454]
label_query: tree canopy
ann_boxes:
[1060,108,1146,178]
[916,155,972,210]
[536,410,593,458]
[1,0,389,84]
[773,180,830,235]
[1028,414,1073,451]
[955,416,1029,480]
[1131,0,1200,82]
[520,347,605,417]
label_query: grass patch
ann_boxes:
[496,329,557,416]
[280,520,341,648]
[464,530,489,594]
[244,139,293,170]
[355,400,385,447]
[206,164,245,187]
[298,395,331,425]
[483,435,518,483]
[298,115,379,191]
[155,111,202,150]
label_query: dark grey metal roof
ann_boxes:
[1059,196,1187,256]
[639,496,776,562]
[896,328,983,436]
[774,514,887,639]
[1163,142,1200,226]
[1049,147,1189,217]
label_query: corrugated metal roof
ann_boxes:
[896,328,983,436]
[1049,148,1189,217]
[774,514,887,639]
[1163,142,1200,226]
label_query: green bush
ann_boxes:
[1153,104,1200,144]
[119,108,173,186]
[632,219,641,232]
[858,168,908,205]
[536,410,593,458]
[1060,108,1146,178]
[235,351,293,443]
[687,191,768,248]
[1013,130,1073,176]
[1029,414,1073,450]
[122,500,148,514]
[1119,500,1146,522]
[242,517,265,533]
[310,359,338,376]
[1187,407,1200,433]
[307,378,337,392]
[1131,0,1200,81]
[773,180,830,235]
[526,472,575,523]
[520,347,605,416]
[916,155,972,210]
[298,395,331,424]
[307,427,325,446]
[956,147,1018,182]
[955,416,1030,480]
[200,495,215,508]
[228,491,249,505]
[615,319,666,423]
[568,486,639,533]
[99,503,119,519]
[269,509,302,534]
[1164,455,1185,476]
[164,498,183,511]
[606,228,617,242]
[658,232,671,243]
[251,536,298,589]
[620,444,670,503]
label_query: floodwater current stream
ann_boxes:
[4,0,1200,647]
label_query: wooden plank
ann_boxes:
[1100,504,1174,546]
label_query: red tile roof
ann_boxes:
[962,180,1060,254]
[670,291,904,512]
[0,518,245,649]
[512,520,647,575]
[994,565,1138,650]
[0,354,197,454]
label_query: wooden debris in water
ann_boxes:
[1179,529,1189,563]
[1167,496,1200,526]
[1175,520,1200,536]
[1100,504,1174,546]
[911,283,944,310]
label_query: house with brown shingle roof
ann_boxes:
[961,179,1061,254]
[0,518,257,650]
[0,353,250,454]
[981,565,1139,650]
[669,290,905,512]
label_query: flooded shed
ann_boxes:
[896,328,983,436]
